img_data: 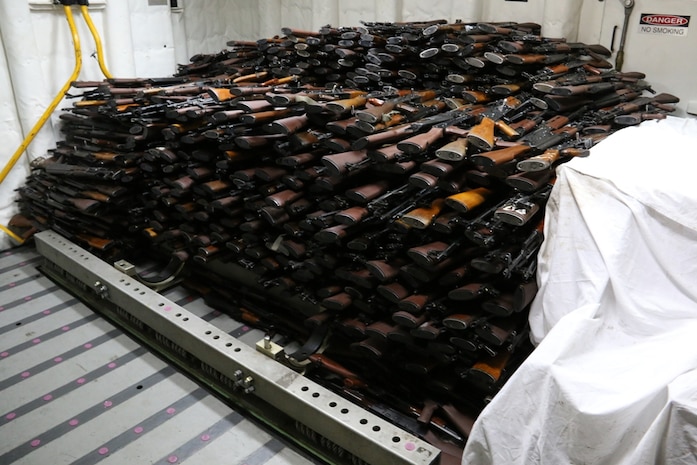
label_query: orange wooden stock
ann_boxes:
[325,95,368,113]
[445,187,494,213]
[401,198,446,229]
[76,234,114,251]
[495,120,520,139]
[467,117,496,151]
[470,350,511,384]
[207,87,235,102]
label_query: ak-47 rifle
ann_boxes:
[470,105,588,169]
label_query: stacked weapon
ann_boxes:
[15,19,678,463]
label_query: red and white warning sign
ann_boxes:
[638,13,690,36]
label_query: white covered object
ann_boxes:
[462,117,697,465]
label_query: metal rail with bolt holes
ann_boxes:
[34,230,441,465]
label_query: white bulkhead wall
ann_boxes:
[0,0,695,249]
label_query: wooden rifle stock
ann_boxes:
[515,280,539,310]
[321,150,369,176]
[206,87,236,102]
[352,123,414,150]
[392,310,428,328]
[517,147,583,172]
[365,321,400,339]
[339,318,367,339]
[76,233,115,251]
[435,137,468,161]
[308,354,365,389]
[277,151,321,168]
[238,108,293,124]
[322,292,353,311]
[420,159,458,178]
[462,90,489,104]
[506,53,567,65]
[406,241,448,268]
[355,90,437,123]
[408,172,438,190]
[367,144,401,163]
[442,312,484,331]
[345,180,391,203]
[230,85,274,97]
[505,169,552,192]
[365,258,405,282]
[266,114,309,135]
[265,189,303,208]
[397,127,445,155]
[615,112,667,126]
[490,83,524,96]
[401,198,446,229]
[469,350,511,385]
[325,95,368,114]
[543,94,593,113]
[324,137,352,152]
[235,99,274,113]
[467,117,496,151]
[449,281,494,301]
[444,187,494,213]
[234,133,285,149]
[210,110,246,124]
[354,112,407,134]
[351,336,389,358]
[334,206,370,225]
[482,293,518,317]
[550,81,625,96]
[470,143,532,168]
[377,282,411,303]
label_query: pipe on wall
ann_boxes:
[0,33,30,250]
[0,1,60,160]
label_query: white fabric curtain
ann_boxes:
[179,0,586,55]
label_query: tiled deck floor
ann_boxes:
[0,245,322,465]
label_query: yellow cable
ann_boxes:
[0,5,82,186]
[80,4,113,79]
[0,5,82,245]
[1,4,114,244]
[0,224,25,245]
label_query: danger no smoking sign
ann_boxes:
[638,13,691,37]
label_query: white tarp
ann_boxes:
[462,116,697,465]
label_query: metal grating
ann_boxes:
[0,244,324,465]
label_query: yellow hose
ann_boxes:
[0,5,81,245]
[80,4,113,79]
[1,4,114,245]
[0,5,82,186]
[0,224,24,245]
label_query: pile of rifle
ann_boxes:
[16,19,678,462]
